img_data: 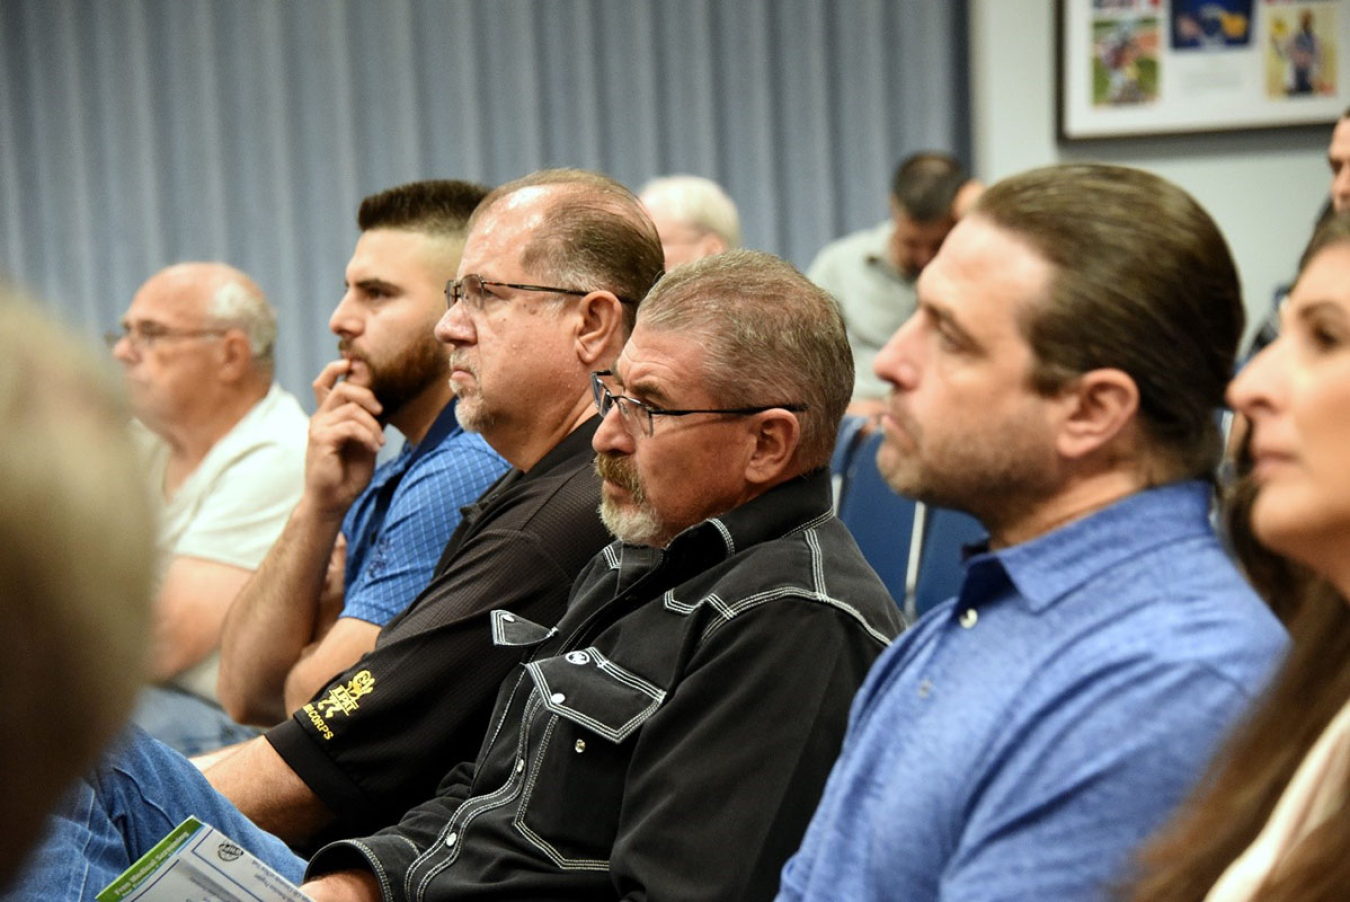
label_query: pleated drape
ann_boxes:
[0,0,969,402]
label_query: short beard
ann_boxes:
[595,452,666,547]
[447,350,496,434]
[341,336,446,425]
[876,414,1058,538]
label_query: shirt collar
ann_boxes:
[861,221,914,285]
[980,480,1215,613]
[520,414,601,483]
[414,397,463,451]
[662,468,834,567]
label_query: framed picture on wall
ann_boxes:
[1058,0,1349,139]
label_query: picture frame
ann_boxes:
[1058,0,1349,140]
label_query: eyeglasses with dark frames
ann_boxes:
[104,324,230,350]
[445,274,634,312]
[591,370,807,438]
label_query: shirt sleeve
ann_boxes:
[173,439,305,570]
[341,434,508,626]
[265,467,611,842]
[935,661,1262,902]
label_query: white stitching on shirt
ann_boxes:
[709,517,735,555]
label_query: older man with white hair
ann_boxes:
[110,262,308,755]
[639,174,741,269]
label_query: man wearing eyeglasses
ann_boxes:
[110,262,309,757]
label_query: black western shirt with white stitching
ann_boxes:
[306,467,905,902]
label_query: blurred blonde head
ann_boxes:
[0,291,155,885]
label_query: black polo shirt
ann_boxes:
[307,468,905,901]
[266,418,608,840]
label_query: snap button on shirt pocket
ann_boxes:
[502,613,516,622]
[445,832,458,847]
[516,758,525,773]
[565,651,591,665]
[575,739,587,753]
[551,692,566,704]
[959,608,979,629]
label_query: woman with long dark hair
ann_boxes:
[1125,212,1350,901]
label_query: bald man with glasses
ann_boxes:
[109,262,308,757]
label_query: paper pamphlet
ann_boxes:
[96,817,312,902]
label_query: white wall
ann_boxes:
[969,0,1334,343]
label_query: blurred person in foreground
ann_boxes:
[0,295,155,890]
[1124,212,1350,902]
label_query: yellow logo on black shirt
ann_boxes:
[317,670,375,718]
[302,670,375,740]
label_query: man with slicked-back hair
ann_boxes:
[778,164,1286,902]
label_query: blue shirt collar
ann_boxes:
[971,480,1215,613]
[416,398,463,451]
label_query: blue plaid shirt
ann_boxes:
[340,401,508,625]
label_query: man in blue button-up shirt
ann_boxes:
[776,164,1288,902]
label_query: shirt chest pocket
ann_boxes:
[516,647,666,869]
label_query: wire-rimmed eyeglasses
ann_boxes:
[445,274,634,312]
[104,324,229,350]
[590,370,807,438]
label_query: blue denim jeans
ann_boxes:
[4,727,305,900]
[131,685,261,757]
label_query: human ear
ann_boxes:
[573,292,626,367]
[743,410,802,486]
[217,330,254,382]
[1056,368,1139,460]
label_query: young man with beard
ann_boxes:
[775,165,1288,902]
[217,180,508,727]
[3,169,666,900]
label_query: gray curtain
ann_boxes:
[1,0,969,403]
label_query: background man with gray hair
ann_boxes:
[639,173,742,269]
[109,262,308,755]
[808,152,971,416]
